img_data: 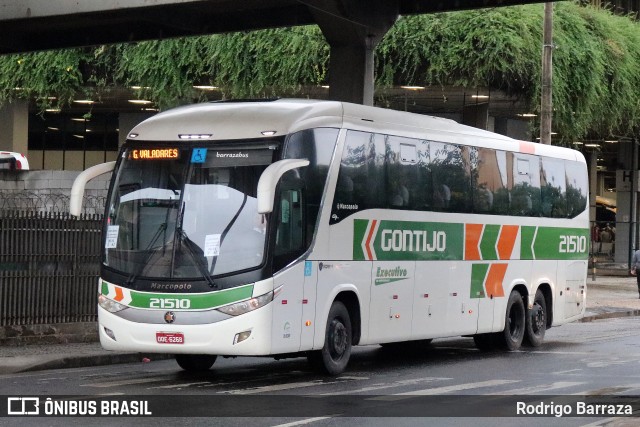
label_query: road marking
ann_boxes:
[221,378,364,395]
[518,350,592,355]
[552,369,583,375]
[316,377,451,395]
[488,381,584,395]
[271,416,338,427]
[82,377,170,388]
[608,384,640,394]
[571,386,639,396]
[369,379,518,400]
[148,381,212,390]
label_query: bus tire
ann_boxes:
[524,289,547,347]
[500,290,526,350]
[175,354,217,372]
[308,301,352,375]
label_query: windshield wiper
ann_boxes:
[126,200,174,286]
[173,201,217,289]
[125,221,167,286]
[176,228,217,289]
[208,194,248,276]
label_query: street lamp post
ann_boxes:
[540,2,553,145]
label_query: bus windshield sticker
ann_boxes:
[191,148,207,163]
[204,234,221,257]
[105,225,119,249]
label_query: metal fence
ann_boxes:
[0,210,103,326]
[0,191,106,215]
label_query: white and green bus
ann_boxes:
[70,99,588,375]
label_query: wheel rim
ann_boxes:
[328,318,347,360]
[531,303,545,335]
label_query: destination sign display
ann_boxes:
[131,148,180,160]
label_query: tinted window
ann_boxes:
[284,127,338,224]
[540,157,566,218]
[430,141,472,213]
[331,131,386,224]
[331,131,585,221]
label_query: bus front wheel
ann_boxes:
[175,354,217,372]
[308,301,352,375]
[501,290,526,350]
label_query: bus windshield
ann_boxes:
[104,144,278,280]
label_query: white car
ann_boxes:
[0,151,29,170]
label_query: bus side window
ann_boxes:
[540,157,566,218]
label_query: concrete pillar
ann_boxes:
[327,43,376,106]
[614,138,635,264]
[0,100,28,153]
[310,0,398,106]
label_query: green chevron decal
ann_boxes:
[479,224,500,260]
[470,264,489,298]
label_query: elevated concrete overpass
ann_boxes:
[0,0,554,104]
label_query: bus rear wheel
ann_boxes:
[524,289,547,347]
[308,301,352,375]
[175,354,217,372]
[500,290,526,350]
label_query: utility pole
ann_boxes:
[540,2,553,145]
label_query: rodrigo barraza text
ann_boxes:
[516,401,632,417]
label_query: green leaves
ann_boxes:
[377,3,640,142]
[0,2,639,142]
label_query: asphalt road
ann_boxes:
[3,316,640,426]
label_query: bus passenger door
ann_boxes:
[271,184,306,354]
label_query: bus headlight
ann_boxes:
[98,294,127,313]
[216,290,274,316]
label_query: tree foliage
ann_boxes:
[0,1,638,142]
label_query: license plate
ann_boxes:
[156,332,184,344]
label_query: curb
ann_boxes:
[0,353,174,375]
[580,309,640,322]
[22,353,174,373]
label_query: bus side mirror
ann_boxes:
[257,159,309,214]
[69,161,116,217]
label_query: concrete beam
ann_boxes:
[0,0,552,55]
[310,0,399,105]
[0,0,204,19]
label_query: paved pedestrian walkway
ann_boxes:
[1,274,639,375]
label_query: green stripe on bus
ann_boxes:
[521,226,589,260]
[101,281,109,295]
[128,284,254,310]
[353,219,369,261]
[520,226,536,260]
[354,219,464,261]
[479,224,500,260]
[470,264,489,298]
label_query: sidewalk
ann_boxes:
[1,274,640,375]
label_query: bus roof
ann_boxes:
[128,99,583,162]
